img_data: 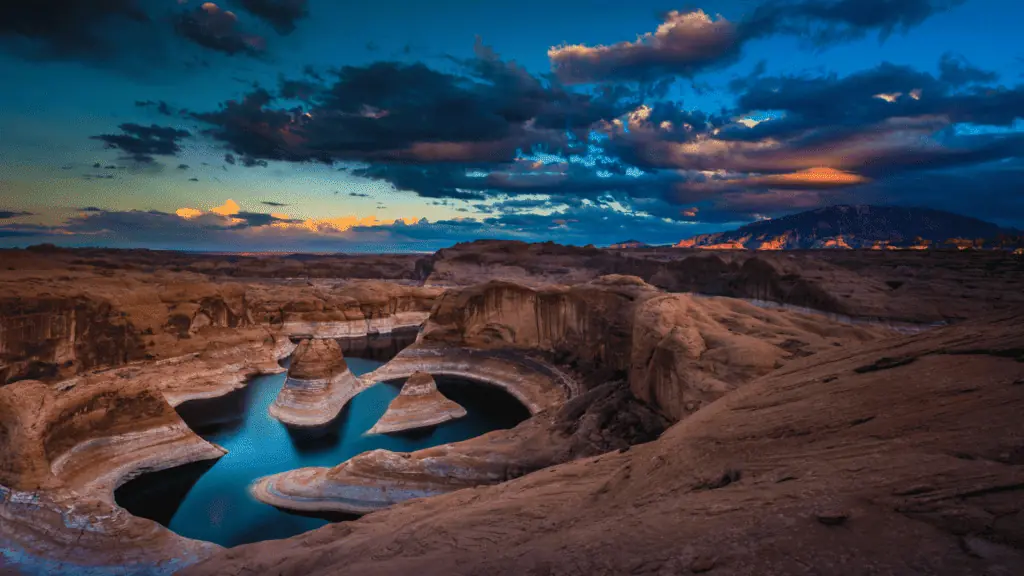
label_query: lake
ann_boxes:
[115,334,530,547]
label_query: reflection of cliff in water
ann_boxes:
[113,459,216,526]
[337,328,419,362]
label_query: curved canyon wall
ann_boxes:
[420,275,886,420]
[0,270,440,386]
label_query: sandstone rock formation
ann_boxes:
[360,346,573,414]
[247,277,886,516]
[0,334,293,575]
[421,276,884,418]
[367,372,467,435]
[420,239,1024,323]
[187,312,1024,576]
[0,249,440,385]
[269,339,362,427]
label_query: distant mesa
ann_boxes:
[675,205,1020,251]
[367,371,467,435]
[608,239,649,249]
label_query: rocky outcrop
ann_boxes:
[360,346,572,414]
[628,292,884,420]
[269,339,363,427]
[0,296,147,384]
[0,254,440,387]
[367,372,466,435]
[189,313,1024,576]
[0,332,293,575]
[251,379,667,515]
[419,276,884,418]
[677,205,1011,250]
[421,276,659,386]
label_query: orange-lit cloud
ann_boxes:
[548,10,737,84]
[176,207,203,219]
[745,167,869,188]
[874,92,902,103]
[212,199,240,216]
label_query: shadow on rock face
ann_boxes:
[114,459,217,526]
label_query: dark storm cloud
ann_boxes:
[549,0,965,84]
[192,88,327,162]
[0,210,33,219]
[241,156,268,167]
[938,52,1000,86]
[232,211,302,226]
[279,77,322,101]
[237,0,309,35]
[174,2,265,57]
[225,153,237,164]
[188,42,640,167]
[0,0,148,57]
[90,123,190,163]
[178,163,190,170]
[261,201,289,207]
[135,100,177,116]
[748,0,968,43]
[348,192,370,198]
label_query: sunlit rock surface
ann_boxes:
[268,339,363,427]
[361,346,573,414]
[367,372,466,435]
[0,334,293,575]
[192,314,1024,576]
[248,276,887,516]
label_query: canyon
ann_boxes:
[0,243,1022,575]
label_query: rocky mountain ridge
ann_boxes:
[676,205,1020,250]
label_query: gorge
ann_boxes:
[1,243,1022,575]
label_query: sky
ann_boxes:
[0,0,1022,252]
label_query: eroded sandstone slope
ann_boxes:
[0,253,440,385]
[246,277,888,516]
[186,313,1024,576]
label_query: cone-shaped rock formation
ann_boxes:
[368,372,467,435]
[269,339,364,427]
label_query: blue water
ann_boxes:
[115,353,529,547]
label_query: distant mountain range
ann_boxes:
[676,205,1022,251]
[608,239,649,249]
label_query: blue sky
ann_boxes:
[1,0,1022,251]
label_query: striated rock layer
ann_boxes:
[269,339,363,427]
[249,277,886,515]
[367,372,466,435]
[0,251,440,386]
[0,332,293,575]
[361,346,573,414]
[190,313,1024,576]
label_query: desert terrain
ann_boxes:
[1,242,1022,575]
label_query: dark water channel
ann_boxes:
[115,331,530,547]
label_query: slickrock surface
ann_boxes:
[421,240,1024,323]
[190,313,1024,576]
[423,275,886,419]
[248,277,887,515]
[368,372,467,435]
[0,333,293,575]
[269,339,363,427]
